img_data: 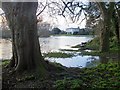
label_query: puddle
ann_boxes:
[46,55,100,68]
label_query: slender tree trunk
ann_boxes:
[118,15,120,45]
[100,16,110,52]
[97,2,115,52]
[2,2,48,75]
[115,5,120,45]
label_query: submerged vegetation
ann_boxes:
[43,52,74,58]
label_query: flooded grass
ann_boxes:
[59,49,79,52]
[71,44,81,48]
[43,52,74,58]
[52,34,81,36]
[80,51,102,56]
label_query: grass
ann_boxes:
[70,36,120,57]
[80,51,102,56]
[2,60,10,66]
[71,37,100,50]
[71,45,81,48]
[84,36,120,51]
[55,79,83,89]
[2,59,120,89]
[2,36,120,89]
[16,75,36,82]
[83,37,100,50]
[52,34,81,36]
[55,61,120,89]
[43,52,74,58]
[59,49,79,52]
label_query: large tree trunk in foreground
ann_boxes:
[2,2,48,75]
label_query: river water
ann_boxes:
[39,35,93,53]
[0,35,100,68]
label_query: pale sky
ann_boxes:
[38,0,87,30]
[0,0,87,30]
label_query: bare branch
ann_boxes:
[37,5,47,17]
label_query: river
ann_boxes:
[0,35,100,68]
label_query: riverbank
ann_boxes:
[2,36,120,89]
[71,37,120,61]
[0,35,93,60]
[2,60,120,89]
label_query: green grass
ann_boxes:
[52,34,81,36]
[59,49,79,52]
[85,36,120,51]
[55,78,83,89]
[43,52,74,58]
[71,45,81,48]
[71,36,120,56]
[71,37,100,50]
[79,50,120,59]
[55,61,120,89]
[80,51,102,56]
[16,75,36,82]
[84,37,100,50]
[2,60,10,66]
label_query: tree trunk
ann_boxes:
[100,16,110,52]
[2,2,48,75]
[98,2,115,52]
[118,13,120,45]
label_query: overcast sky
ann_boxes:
[38,0,87,30]
[0,0,88,30]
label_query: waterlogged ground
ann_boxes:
[0,35,101,68]
[2,36,120,89]
[44,52,99,68]
[2,60,120,89]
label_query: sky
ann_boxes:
[0,0,88,30]
[0,0,119,30]
[42,13,86,30]
[38,0,87,30]
[0,8,4,25]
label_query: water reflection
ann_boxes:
[46,55,99,68]
[0,35,100,68]
[39,35,93,53]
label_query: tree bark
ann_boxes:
[100,16,110,52]
[2,2,48,75]
[116,8,120,45]
[97,2,115,52]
